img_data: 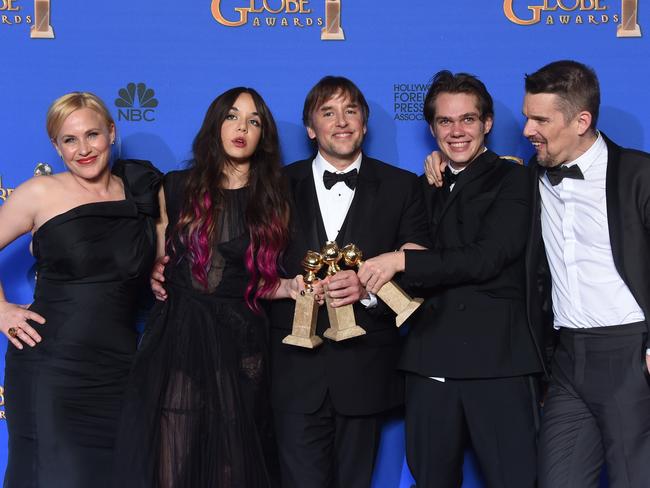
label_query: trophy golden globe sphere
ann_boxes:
[341,243,363,267]
[301,251,323,287]
[321,241,342,275]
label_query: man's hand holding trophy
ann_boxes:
[283,240,423,348]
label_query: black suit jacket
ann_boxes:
[526,133,650,367]
[269,155,429,416]
[400,150,544,379]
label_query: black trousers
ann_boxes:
[405,373,538,488]
[539,322,650,488]
[273,394,381,488]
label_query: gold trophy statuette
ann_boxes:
[30,0,55,39]
[283,251,324,349]
[321,241,366,341]
[342,243,423,327]
[617,0,642,37]
[321,0,345,40]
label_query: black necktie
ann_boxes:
[323,169,358,190]
[444,166,459,188]
[545,164,584,186]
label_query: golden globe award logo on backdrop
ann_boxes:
[0,0,55,38]
[210,0,346,40]
[30,0,53,38]
[0,0,32,27]
[503,0,641,37]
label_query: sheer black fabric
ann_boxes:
[113,170,279,487]
[3,159,161,488]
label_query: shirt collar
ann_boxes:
[313,151,362,175]
[448,146,487,175]
[562,131,605,175]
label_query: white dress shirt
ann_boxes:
[312,152,361,241]
[312,152,376,308]
[539,133,645,329]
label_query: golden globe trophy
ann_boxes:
[617,0,641,37]
[342,244,423,327]
[283,251,325,349]
[321,0,345,40]
[321,241,366,341]
[30,0,55,39]
[34,162,53,176]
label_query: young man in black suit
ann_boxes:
[361,71,544,488]
[269,76,429,488]
[523,60,650,488]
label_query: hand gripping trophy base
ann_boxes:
[342,243,423,327]
[323,297,366,341]
[321,241,366,341]
[283,290,323,349]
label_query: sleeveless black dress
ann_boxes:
[3,159,161,488]
[113,170,279,487]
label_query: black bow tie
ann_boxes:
[544,164,584,186]
[444,166,460,187]
[323,169,358,190]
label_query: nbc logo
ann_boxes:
[115,83,159,122]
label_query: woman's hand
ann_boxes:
[150,255,170,301]
[0,301,44,349]
[281,276,325,305]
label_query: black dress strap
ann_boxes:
[112,159,163,217]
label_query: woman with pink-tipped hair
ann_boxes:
[114,87,301,487]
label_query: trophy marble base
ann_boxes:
[282,334,323,348]
[323,300,365,341]
[283,292,322,349]
[30,25,54,39]
[321,27,345,40]
[377,282,424,327]
[395,297,424,327]
[617,24,641,37]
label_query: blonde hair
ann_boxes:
[46,92,115,140]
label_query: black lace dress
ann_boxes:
[114,170,278,487]
[3,159,161,488]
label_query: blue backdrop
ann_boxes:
[1,0,647,485]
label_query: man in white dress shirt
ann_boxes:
[523,60,650,488]
[268,76,429,488]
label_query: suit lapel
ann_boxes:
[292,163,323,252]
[603,133,626,279]
[427,185,448,243]
[525,161,544,294]
[339,155,380,249]
[436,150,497,224]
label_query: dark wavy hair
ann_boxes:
[302,76,370,127]
[174,87,289,312]
[423,70,494,125]
[525,60,600,130]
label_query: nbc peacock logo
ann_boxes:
[115,82,159,123]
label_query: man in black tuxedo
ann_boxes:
[523,60,650,488]
[270,76,429,488]
[361,71,544,488]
